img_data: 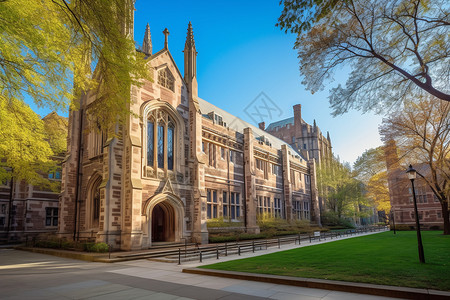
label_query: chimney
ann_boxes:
[258,122,265,130]
[293,104,302,138]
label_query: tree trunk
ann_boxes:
[441,199,450,235]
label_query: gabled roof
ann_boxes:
[197,98,306,161]
[145,48,186,86]
[266,117,294,131]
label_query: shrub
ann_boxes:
[207,217,243,228]
[391,224,413,231]
[86,242,110,253]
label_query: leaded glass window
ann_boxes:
[147,121,154,166]
[168,123,174,170]
[146,109,177,173]
[157,123,164,168]
[157,68,175,91]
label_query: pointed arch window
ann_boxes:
[157,122,165,168]
[168,122,174,170]
[146,110,177,172]
[147,121,154,166]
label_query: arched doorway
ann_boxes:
[86,175,102,230]
[151,202,175,242]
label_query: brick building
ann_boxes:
[386,142,445,229]
[58,20,322,250]
[0,112,65,243]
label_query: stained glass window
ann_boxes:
[157,124,164,168]
[147,121,154,166]
[168,123,174,170]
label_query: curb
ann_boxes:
[182,268,450,300]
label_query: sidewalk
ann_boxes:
[15,230,450,299]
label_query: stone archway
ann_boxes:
[143,193,185,247]
[151,202,175,242]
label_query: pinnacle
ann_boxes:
[185,21,195,49]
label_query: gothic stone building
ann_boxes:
[262,105,332,165]
[58,22,321,250]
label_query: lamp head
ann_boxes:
[406,164,417,180]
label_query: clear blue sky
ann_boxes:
[33,0,385,166]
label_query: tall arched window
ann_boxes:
[146,109,176,172]
[157,122,165,168]
[147,121,154,166]
[168,122,174,170]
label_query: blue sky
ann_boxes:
[33,0,385,165]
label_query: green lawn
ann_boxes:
[200,231,450,291]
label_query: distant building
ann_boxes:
[0,112,67,243]
[262,105,332,165]
[385,141,444,229]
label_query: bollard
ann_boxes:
[278,238,280,249]
[108,244,112,259]
[238,246,241,256]
[199,250,202,262]
[225,243,227,256]
[252,241,255,253]
[178,248,181,265]
[298,234,301,245]
[216,246,219,259]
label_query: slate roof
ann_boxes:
[197,98,306,162]
[266,117,295,131]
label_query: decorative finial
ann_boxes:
[163,28,170,49]
[142,23,152,55]
[313,119,317,127]
[327,131,331,141]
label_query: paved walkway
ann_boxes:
[0,230,401,299]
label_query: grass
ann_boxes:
[200,231,450,291]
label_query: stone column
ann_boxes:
[308,159,321,226]
[188,80,208,244]
[243,128,259,234]
[281,145,293,220]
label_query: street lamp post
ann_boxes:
[391,210,396,234]
[406,164,425,263]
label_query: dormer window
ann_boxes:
[158,68,175,91]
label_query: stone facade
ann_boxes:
[263,105,332,165]
[58,21,321,250]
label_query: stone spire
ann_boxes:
[185,21,196,49]
[142,23,152,55]
[163,28,170,49]
[183,21,197,88]
[313,119,317,128]
[327,131,331,142]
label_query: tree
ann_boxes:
[367,171,391,213]
[0,96,57,188]
[277,0,450,115]
[317,156,370,225]
[380,96,450,234]
[0,0,150,128]
[353,147,391,216]
[0,1,150,187]
[353,147,386,183]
